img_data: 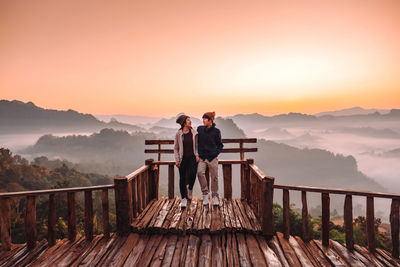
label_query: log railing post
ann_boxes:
[101,189,110,238]
[390,198,400,259]
[0,197,11,251]
[283,189,290,239]
[146,159,158,201]
[366,196,375,253]
[114,176,131,235]
[243,159,253,201]
[321,192,330,246]
[67,192,76,241]
[301,191,310,242]
[344,194,354,250]
[84,190,93,241]
[262,177,274,240]
[223,164,232,199]
[25,196,37,250]
[168,164,174,199]
[48,193,56,246]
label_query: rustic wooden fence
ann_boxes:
[0,184,114,251]
[273,184,400,258]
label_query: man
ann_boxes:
[197,111,224,205]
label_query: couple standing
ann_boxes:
[174,112,224,208]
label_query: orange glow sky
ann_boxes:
[1,0,400,117]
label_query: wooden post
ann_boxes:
[344,195,354,250]
[301,191,310,242]
[48,193,56,246]
[168,164,175,199]
[239,141,244,161]
[158,143,162,161]
[262,177,274,240]
[223,164,232,199]
[25,196,37,250]
[84,190,93,241]
[321,192,330,247]
[0,197,11,251]
[101,189,110,238]
[243,159,253,201]
[390,199,399,259]
[114,176,131,236]
[67,192,76,241]
[366,196,375,253]
[146,159,158,201]
[283,189,290,239]
[131,178,137,218]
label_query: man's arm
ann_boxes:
[215,129,224,155]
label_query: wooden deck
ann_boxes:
[1,231,399,266]
[131,197,261,234]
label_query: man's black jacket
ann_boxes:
[197,123,224,161]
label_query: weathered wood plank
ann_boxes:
[185,235,200,267]
[314,239,348,266]
[84,190,93,241]
[293,236,320,267]
[287,235,314,266]
[67,192,76,241]
[168,164,174,199]
[366,196,375,253]
[246,234,267,266]
[344,194,354,251]
[276,232,302,267]
[101,189,110,238]
[283,189,290,239]
[330,239,365,267]
[301,191,310,242]
[321,192,330,246]
[223,164,232,199]
[303,239,333,267]
[25,195,37,250]
[48,193,56,246]
[124,235,150,266]
[236,233,252,267]
[390,198,400,259]
[256,235,283,267]
[0,197,11,251]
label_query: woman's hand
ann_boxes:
[195,155,200,163]
[176,161,181,168]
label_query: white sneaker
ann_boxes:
[187,185,192,200]
[180,198,187,208]
[212,196,219,206]
[202,194,209,206]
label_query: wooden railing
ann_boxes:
[113,159,159,235]
[0,184,114,251]
[145,138,257,160]
[273,184,400,258]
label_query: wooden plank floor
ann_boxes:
[1,232,399,266]
[131,197,262,234]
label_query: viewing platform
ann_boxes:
[1,138,400,266]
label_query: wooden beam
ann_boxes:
[390,198,399,259]
[262,178,274,240]
[321,192,330,247]
[101,189,110,238]
[84,190,93,241]
[0,197,11,251]
[344,194,354,250]
[48,193,56,246]
[283,189,290,239]
[67,192,76,241]
[25,196,37,250]
[223,164,232,199]
[366,196,375,253]
[114,176,131,236]
[301,191,310,242]
[168,164,174,199]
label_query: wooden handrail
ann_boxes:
[0,184,114,197]
[145,138,257,145]
[273,183,400,199]
[149,160,248,165]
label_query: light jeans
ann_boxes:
[197,157,219,197]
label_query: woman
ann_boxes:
[174,114,200,208]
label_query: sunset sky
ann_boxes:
[1,0,400,117]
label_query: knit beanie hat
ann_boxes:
[176,114,189,128]
[202,111,215,121]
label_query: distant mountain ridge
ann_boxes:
[315,106,390,116]
[0,100,145,134]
